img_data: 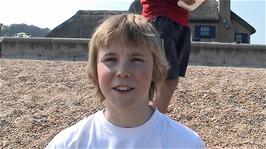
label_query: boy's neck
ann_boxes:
[103,105,155,128]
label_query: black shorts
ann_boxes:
[152,16,191,79]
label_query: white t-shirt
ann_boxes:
[46,109,205,149]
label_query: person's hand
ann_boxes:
[180,0,196,5]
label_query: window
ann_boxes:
[235,33,248,43]
[194,25,216,39]
[200,26,210,37]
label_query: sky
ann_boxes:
[1,0,265,44]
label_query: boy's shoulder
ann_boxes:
[45,110,102,148]
[156,110,205,148]
[57,110,100,135]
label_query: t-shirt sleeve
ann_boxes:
[45,132,67,149]
[195,137,206,149]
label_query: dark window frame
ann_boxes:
[194,25,216,39]
[235,33,248,43]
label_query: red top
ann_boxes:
[141,0,189,27]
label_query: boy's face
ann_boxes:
[97,43,154,111]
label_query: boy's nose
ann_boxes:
[115,64,130,78]
[117,71,129,78]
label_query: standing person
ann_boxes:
[141,0,206,113]
[46,13,205,148]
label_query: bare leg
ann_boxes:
[153,78,179,113]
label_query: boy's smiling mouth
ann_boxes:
[113,85,134,92]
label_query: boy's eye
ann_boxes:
[103,57,116,62]
[132,58,144,62]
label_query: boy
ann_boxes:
[141,0,207,113]
[46,13,205,148]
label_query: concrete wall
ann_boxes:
[1,37,266,68]
[190,42,266,68]
[1,37,89,61]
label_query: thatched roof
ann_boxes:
[189,0,219,22]
[231,11,256,34]
[47,10,125,38]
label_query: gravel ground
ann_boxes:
[0,59,265,148]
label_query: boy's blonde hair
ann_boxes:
[88,13,169,103]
